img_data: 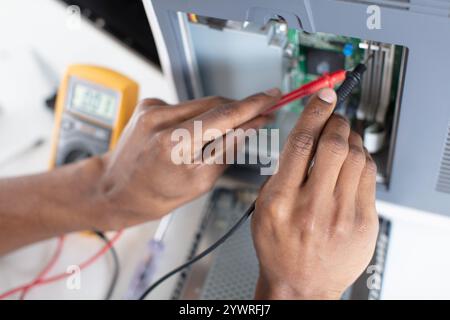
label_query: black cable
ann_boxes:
[335,63,368,110]
[95,231,120,300]
[138,201,256,300]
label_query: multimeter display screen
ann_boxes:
[71,84,117,122]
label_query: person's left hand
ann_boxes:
[92,91,280,230]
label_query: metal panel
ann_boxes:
[436,122,450,194]
[338,0,450,17]
[177,188,391,300]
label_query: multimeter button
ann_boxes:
[61,119,75,131]
[95,129,110,141]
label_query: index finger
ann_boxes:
[155,96,234,129]
[272,88,337,188]
[181,88,282,143]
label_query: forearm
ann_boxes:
[0,157,107,255]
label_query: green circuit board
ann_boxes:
[283,29,365,114]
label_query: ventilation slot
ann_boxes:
[436,122,450,194]
[338,0,450,18]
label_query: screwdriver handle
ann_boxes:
[335,63,367,109]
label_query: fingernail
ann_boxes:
[317,88,336,104]
[264,87,281,97]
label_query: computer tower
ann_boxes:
[144,0,450,216]
[142,0,450,299]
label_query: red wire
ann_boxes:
[264,69,347,114]
[0,70,348,301]
[0,231,122,300]
[19,236,66,300]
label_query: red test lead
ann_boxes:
[265,69,347,114]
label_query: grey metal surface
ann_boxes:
[188,22,283,100]
[55,76,115,165]
[198,191,258,300]
[176,188,259,300]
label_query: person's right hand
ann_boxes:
[252,88,379,300]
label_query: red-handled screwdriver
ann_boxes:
[264,69,346,114]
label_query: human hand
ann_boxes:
[252,88,379,300]
[94,90,281,230]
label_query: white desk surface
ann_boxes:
[1,0,450,300]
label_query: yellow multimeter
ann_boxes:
[50,64,139,168]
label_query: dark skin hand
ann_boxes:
[252,88,379,299]
[0,90,279,255]
[0,88,378,300]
